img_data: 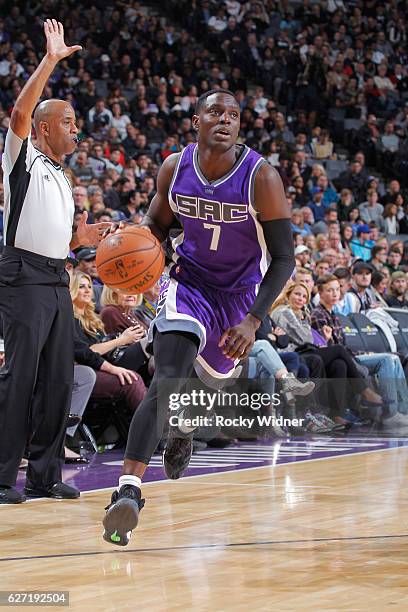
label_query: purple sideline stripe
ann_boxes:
[16,437,408,493]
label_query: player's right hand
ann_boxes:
[110,366,139,386]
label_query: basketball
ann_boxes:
[96,226,165,294]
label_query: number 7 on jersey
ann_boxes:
[203,223,221,251]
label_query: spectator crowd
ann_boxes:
[1,0,408,442]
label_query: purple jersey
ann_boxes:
[169,143,267,291]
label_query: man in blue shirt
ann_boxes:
[350,224,374,261]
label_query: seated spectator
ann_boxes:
[345,261,379,312]
[370,270,390,307]
[385,271,408,308]
[315,234,329,260]
[108,148,125,174]
[264,140,280,167]
[308,188,327,223]
[382,179,402,206]
[311,129,335,160]
[358,189,384,226]
[73,186,89,212]
[332,268,354,315]
[335,161,367,204]
[119,190,143,220]
[75,248,103,291]
[88,98,113,136]
[337,188,355,222]
[294,267,317,314]
[88,144,111,178]
[312,274,408,424]
[385,247,404,273]
[87,185,105,218]
[70,272,147,415]
[307,164,326,192]
[340,223,353,253]
[313,207,339,236]
[299,206,315,228]
[377,121,400,176]
[305,234,317,253]
[271,281,382,424]
[294,245,312,269]
[383,203,399,236]
[111,102,131,140]
[317,174,339,208]
[350,225,373,262]
[370,244,388,270]
[69,151,95,186]
[291,209,311,237]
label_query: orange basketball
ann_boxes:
[96,226,165,294]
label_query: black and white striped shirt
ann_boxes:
[2,128,74,259]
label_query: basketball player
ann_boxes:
[0,20,110,504]
[103,89,296,545]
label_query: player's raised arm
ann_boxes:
[10,19,82,139]
[247,163,295,321]
[141,153,179,243]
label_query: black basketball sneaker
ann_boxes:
[103,485,145,546]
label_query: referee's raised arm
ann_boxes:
[10,19,82,140]
[0,20,98,506]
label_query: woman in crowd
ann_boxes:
[270,282,383,424]
[70,272,147,418]
[291,209,312,237]
[383,203,400,235]
[100,286,151,376]
[307,163,327,191]
[340,222,354,253]
[370,270,389,306]
[315,234,329,260]
[292,176,309,208]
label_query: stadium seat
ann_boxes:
[384,309,408,356]
[349,313,391,353]
[337,314,367,353]
[344,119,364,132]
[325,159,348,180]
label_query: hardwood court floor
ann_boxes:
[1,447,408,611]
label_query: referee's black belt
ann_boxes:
[2,246,67,270]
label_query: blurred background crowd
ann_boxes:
[1,0,408,442]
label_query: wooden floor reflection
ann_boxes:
[1,447,408,611]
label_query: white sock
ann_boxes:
[118,475,141,491]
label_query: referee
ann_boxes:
[0,20,110,504]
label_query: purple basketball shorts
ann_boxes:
[148,270,256,387]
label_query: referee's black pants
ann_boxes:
[0,247,74,488]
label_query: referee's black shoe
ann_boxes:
[0,486,26,504]
[24,482,80,499]
[103,485,145,547]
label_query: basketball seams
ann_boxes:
[99,248,164,289]
[97,244,156,267]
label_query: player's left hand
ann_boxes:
[219,315,260,361]
[76,211,112,246]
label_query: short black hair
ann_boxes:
[195,88,239,114]
[333,267,351,280]
[371,270,386,288]
[371,245,386,258]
